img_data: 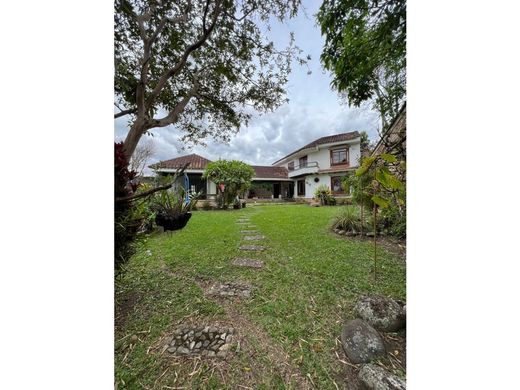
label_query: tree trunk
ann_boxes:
[123,119,147,162]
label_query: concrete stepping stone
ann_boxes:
[243,235,266,241]
[240,230,259,234]
[231,258,264,268]
[207,282,252,298]
[239,245,266,251]
[165,325,234,358]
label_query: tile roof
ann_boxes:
[251,165,289,179]
[149,153,212,170]
[273,131,360,164]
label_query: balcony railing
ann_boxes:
[288,161,319,177]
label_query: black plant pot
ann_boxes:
[155,212,192,232]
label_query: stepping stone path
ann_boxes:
[239,245,265,251]
[240,230,259,234]
[243,235,265,241]
[165,325,234,358]
[231,258,264,268]
[208,282,252,298]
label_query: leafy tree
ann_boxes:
[317,0,406,129]
[202,160,254,207]
[115,0,307,161]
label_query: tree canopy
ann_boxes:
[202,159,254,206]
[317,0,406,129]
[115,0,306,160]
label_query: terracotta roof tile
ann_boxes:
[149,153,212,170]
[273,131,360,164]
[251,166,289,179]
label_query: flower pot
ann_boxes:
[155,212,192,231]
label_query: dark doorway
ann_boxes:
[273,183,280,198]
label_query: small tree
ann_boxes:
[202,160,254,208]
[355,153,405,282]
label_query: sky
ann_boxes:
[114,0,380,174]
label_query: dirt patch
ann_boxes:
[115,290,140,331]
[335,232,406,260]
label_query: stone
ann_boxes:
[217,351,227,358]
[366,232,375,237]
[167,346,177,353]
[219,343,231,352]
[358,364,406,390]
[189,341,195,349]
[195,342,202,349]
[232,258,264,268]
[225,335,232,343]
[240,230,259,234]
[338,230,345,235]
[239,245,265,251]
[243,235,266,241]
[203,340,209,347]
[355,296,406,332]
[207,282,252,298]
[207,350,216,357]
[176,347,190,355]
[340,319,386,364]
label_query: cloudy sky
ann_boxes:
[115,0,380,174]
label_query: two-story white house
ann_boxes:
[150,131,361,201]
[272,131,361,199]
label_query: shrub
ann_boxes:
[114,142,140,271]
[380,205,406,238]
[331,206,367,232]
[314,184,336,206]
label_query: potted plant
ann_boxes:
[151,186,201,231]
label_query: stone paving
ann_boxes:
[239,245,265,251]
[208,282,252,298]
[240,230,259,234]
[165,325,234,358]
[243,235,265,241]
[231,258,264,268]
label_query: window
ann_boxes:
[299,155,308,168]
[297,180,305,196]
[288,161,295,171]
[330,148,349,165]
[331,176,344,193]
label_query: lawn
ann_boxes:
[115,204,406,389]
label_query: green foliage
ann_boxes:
[150,182,201,217]
[380,204,406,238]
[313,184,336,206]
[203,160,254,207]
[342,173,373,209]
[331,206,367,232]
[355,154,405,211]
[115,0,308,151]
[318,0,406,127]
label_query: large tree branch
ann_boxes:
[145,0,222,111]
[114,108,137,119]
[152,85,199,128]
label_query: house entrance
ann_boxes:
[273,183,280,198]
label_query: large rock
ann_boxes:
[358,364,406,390]
[340,319,386,363]
[355,296,406,332]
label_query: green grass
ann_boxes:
[115,204,405,389]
